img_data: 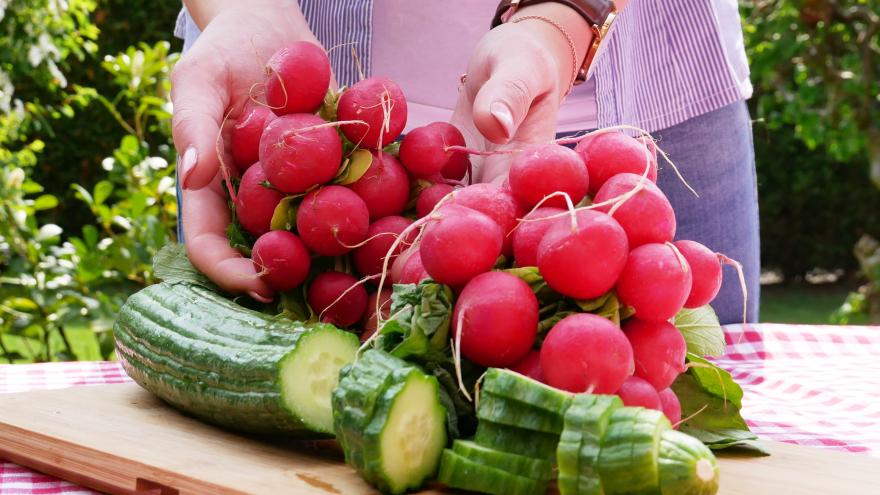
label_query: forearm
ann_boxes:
[183,0,306,31]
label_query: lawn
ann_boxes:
[759,283,867,324]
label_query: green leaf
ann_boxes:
[674,306,726,357]
[279,289,314,323]
[226,221,253,256]
[377,281,454,361]
[502,266,561,304]
[93,180,113,205]
[152,244,218,291]
[32,194,58,211]
[71,184,93,206]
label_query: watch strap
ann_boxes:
[491,0,614,29]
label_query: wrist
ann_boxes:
[184,0,302,31]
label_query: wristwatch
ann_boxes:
[491,0,617,84]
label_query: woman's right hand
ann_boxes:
[171,0,323,300]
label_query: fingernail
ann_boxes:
[490,101,515,140]
[247,290,272,303]
[180,146,198,189]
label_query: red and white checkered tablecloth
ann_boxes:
[0,323,878,494]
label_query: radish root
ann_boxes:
[318,273,381,322]
[717,252,749,327]
[452,309,473,402]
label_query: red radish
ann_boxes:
[617,243,693,322]
[594,173,676,248]
[336,77,407,148]
[508,144,589,209]
[674,240,723,308]
[399,122,469,179]
[398,250,430,285]
[616,376,662,410]
[540,313,633,394]
[623,318,687,390]
[420,204,503,286]
[509,350,544,382]
[265,41,331,115]
[576,132,658,195]
[416,183,455,218]
[537,210,629,299]
[259,114,342,194]
[449,183,524,257]
[307,271,368,327]
[658,388,682,426]
[512,207,565,267]
[231,103,275,172]
[362,289,393,342]
[296,186,369,256]
[349,152,410,220]
[353,216,414,278]
[234,163,285,236]
[452,272,538,367]
[390,245,418,283]
[251,231,310,292]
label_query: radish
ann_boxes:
[593,173,676,248]
[448,183,524,257]
[251,230,311,292]
[512,207,565,267]
[617,243,693,322]
[420,204,503,286]
[296,186,369,256]
[264,41,331,115]
[361,289,392,343]
[576,132,658,195]
[390,245,417,283]
[259,114,342,194]
[615,376,662,410]
[399,122,470,179]
[353,216,414,278]
[452,272,538,367]
[416,183,455,218]
[231,103,275,172]
[623,318,687,390]
[336,77,407,149]
[674,240,723,308]
[537,210,629,299]
[234,162,285,236]
[540,313,633,394]
[658,388,682,426]
[509,350,544,382]
[307,271,368,327]
[508,144,589,209]
[348,152,410,220]
[398,249,430,285]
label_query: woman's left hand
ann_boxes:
[450,3,593,184]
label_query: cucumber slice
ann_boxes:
[477,391,566,434]
[557,394,623,495]
[482,368,573,414]
[438,450,548,495]
[474,420,559,459]
[658,430,720,495]
[597,408,671,495]
[452,440,553,481]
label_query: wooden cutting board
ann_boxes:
[0,383,875,495]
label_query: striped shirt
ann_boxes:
[175,0,751,133]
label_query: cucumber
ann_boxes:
[557,394,623,495]
[658,430,720,495]
[114,282,359,435]
[597,408,671,495]
[437,450,548,495]
[452,440,553,481]
[482,368,573,414]
[332,350,447,494]
[477,391,566,434]
[473,420,560,459]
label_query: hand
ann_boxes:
[171,0,322,300]
[450,3,593,185]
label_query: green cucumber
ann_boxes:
[332,350,447,494]
[473,420,560,459]
[482,368,573,414]
[437,450,548,495]
[477,391,566,434]
[114,282,358,435]
[452,440,552,481]
[597,408,671,495]
[658,430,720,495]
[557,394,623,495]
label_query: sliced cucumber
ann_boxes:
[438,450,548,495]
[557,394,623,495]
[597,408,670,495]
[477,391,566,434]
[452,440,553,481]
[658,429,720,495]
[473,419,560,459]
[482,368,573,414]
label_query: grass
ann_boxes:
[759,283,868,324]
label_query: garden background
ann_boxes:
[1,0,878,362]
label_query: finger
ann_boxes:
[471,46,555,145]
[181,178,272,300]
[171,48,232,191]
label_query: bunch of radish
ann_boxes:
[222,41,739,426]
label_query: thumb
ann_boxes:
[471,59,551,145]
[171,53,231,190]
